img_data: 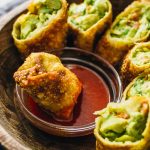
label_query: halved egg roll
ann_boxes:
[12,0,68,56]
[13,52,82,120]
[121,42,150,84]
[94,96,150,150]
[122,73,150,101]
[68,0,112,51]
[96,1,150,65]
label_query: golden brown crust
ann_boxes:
[120,50,137,86]
[14,52,82,119]
[68,0,112,51]
[96,139,150,150]
[96,140,132,150]
[96,33,131,65]
[12,0,68,57]
[121,42,150,85]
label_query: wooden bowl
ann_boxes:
[0,0,133,149]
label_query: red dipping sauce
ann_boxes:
[25,64,110,126]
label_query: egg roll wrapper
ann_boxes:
[122,72,150,101]
[68,0,112,51]
[96,1,150,65]
[94,96,150,150]
[121,42,150,85]
[12,0,68,57]
[13,52,82,119]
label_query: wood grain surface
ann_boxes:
[0,0,133,149]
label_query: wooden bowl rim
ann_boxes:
[0,1,31,149]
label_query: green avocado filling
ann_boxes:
[18,0,61,39]
[110,3,150,40]
[127,75,150,99]
[68,0,109,31]
[131,47,150,66]
[96,98,148,142]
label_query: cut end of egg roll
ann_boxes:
[94,96,150,150]
[68,0,112,51]
[12,0,68,56]
[13,52,82,120]
[121,42,150,85]
[96,1,150,65]
[122,73,150,101]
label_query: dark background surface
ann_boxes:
[0,0,26,17]
[0,1,25,149]
[0,144,5,150]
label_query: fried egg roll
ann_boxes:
[68,0,112,51]
[14,52,82,120]
[121,42,150,84]
[94,96,150,150]
[122,73,150,100]
[12,0,68,56]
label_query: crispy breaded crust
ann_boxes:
[14,52,82,119]
[68,0,112,51]
[12,0,68,57]
[121,42,150,85]
[94,96,150,150]
[96,1,150,65]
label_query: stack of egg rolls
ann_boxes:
[96,1,150,65]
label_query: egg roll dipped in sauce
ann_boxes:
[14,52,82,120]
